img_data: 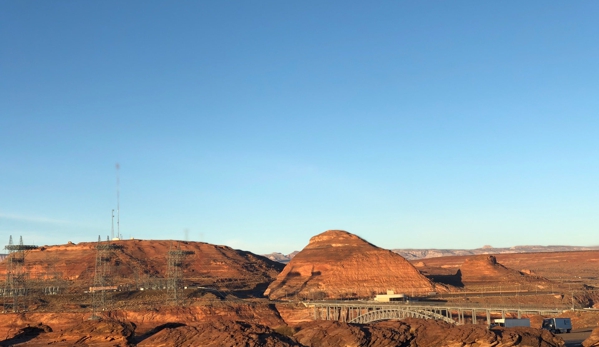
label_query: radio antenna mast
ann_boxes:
[116,163,120,239]
[111,209,115,240]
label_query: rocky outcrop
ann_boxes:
[583,326,599,347]
[275,303,315,326]
[137,318,300,347]
[264,230,442,300]
[0,319,135,347]
[122,303,286,331]
[459,255,550,287]
[0,323,52,347]
[0,316,567,347]
[415,250,599,289]
[294,318,564,347]
[54,319,135,346]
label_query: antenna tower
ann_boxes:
[111,209,115,240]
[3,235,38,313]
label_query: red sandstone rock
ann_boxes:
[459,255,550,288]
[416,250,599,287]
[0,324,52,347]
[0,239,283,291]
[137,318,301,347]
[275,303,316,326]
[48,318,134,346]
[265,230,442,300]
[293,318,564,347]
[0,316,567,347]
[583,326,599,347]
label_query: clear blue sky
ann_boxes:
[1,2,598,254]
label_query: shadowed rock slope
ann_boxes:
[264,230,443,300]
[137,318,299,347]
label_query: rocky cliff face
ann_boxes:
[264,230,441,300]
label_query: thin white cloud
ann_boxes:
[0,213,72,225]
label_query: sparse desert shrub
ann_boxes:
[274,325,297,337]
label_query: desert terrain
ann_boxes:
[1,230,598,346]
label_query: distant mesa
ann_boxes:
[264,230,444,300]
[263,251,299,264]
[393,244,599,260]
[459,255,548,287]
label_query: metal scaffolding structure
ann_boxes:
[2,235,38,313]
[166,243,194,305]
[91,236,120,318]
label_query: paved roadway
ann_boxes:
[562,328,593,347]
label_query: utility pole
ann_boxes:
[569,283,574,310]
[116,163,120,239]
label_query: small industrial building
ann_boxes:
[374,290,408,302]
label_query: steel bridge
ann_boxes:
[304,301,564,325]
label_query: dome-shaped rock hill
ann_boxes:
[265,230,444,300]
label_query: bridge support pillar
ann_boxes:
[517,310,521,319]
[486,310,491,327]
[472,309,476,324]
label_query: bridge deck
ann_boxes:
[303,301,564,325]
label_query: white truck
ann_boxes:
[493,318,530,328]
[542,318,572,334]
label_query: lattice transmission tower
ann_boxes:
[166,243,194,306]
[2,236,38,313]
[91,236,120,318]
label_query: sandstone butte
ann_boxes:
[264,230,444,300]
[458,254,551,288]
[0,239,284,290]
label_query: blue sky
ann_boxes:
[1,2,598,254]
